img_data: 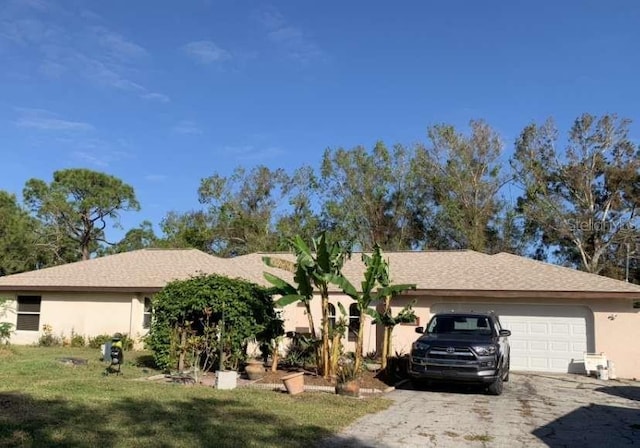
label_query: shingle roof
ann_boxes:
[0,249,238,291]
[246,250,640,295]
[1,248,639,296]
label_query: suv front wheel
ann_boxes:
[487,373,504,395]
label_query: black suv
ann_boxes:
[409,312,511,395]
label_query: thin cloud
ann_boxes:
[141,92,171,103]
[1,12,166,102]
[172,120,203,135]
[182,40,230,64]
[70,143,134,168]
[255,6,323,63]
[14,108,93,131]
[92,26,148,61]
[224,144,285,161]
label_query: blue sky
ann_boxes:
[1,0,639,242]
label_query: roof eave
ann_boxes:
[405,289,640,300]
[0,285,163,293]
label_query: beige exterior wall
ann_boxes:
[280,293,377,355]
[387,295,640,380]
[3,291,150,346]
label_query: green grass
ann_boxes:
[0,346,391,447]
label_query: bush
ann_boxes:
[70,332,85,347]
[88,333,134,350]
[38,324,61,347]
[283,333,317,368]
[147,274,283,372]
[88,334,112,349]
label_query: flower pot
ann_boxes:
[335,380,360,397]
[365,362,382,372]
[245,361,265,381]
[215,370,238,390]
[281,371,305,395]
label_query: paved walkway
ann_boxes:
[318,373,640,447]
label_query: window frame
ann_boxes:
[142,296,152,330]
[328,303,336,330]
[16,295,42,332]
[348,303,359,342]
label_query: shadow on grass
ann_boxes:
[595,385,640,402]
[532,404,640,447]
[131,353,157,370]
[0,391,351,448]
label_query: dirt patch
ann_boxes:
[256,368,392,391]
[444,431,460,438]
[518,398,533,417]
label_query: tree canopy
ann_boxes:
[23,169,140,260]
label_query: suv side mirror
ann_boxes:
[415,326,424,334]
[499,329,511,337]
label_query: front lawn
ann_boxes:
[0,347,391,447]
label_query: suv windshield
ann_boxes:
[427,315,493,336]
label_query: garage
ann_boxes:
[431,303,594,373]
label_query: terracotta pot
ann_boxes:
[245,362,265,380]
[281,371,305,395]
[335,380,360,397]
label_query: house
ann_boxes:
[1,248,639,379]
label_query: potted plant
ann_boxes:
[335,360,360,397]
[244,355,266,381]
[364,352,382,372]
[281,371,305,395]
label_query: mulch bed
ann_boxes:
[255,368,394,391]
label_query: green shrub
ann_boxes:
[38,324,61,347]
[147,274,283,372]
[88,334,112,349]
[0,322,12,345]
[70,333,85,347]
[88,333,134,350]
[283,333,317,368]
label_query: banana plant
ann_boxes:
[366,255,416,370]
[263,232,351,378]
[330,245,416,372]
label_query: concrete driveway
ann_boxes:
[318,373,640,447]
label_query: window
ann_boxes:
[328,303,336,330]
[143,297,152,329]
[348,303,359,342]
[427,315,493,336]
[16,296,41,331]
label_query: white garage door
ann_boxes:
[431,304,593,373]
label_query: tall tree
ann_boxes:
[197,166,288,256]
[160,210,216,253]
[23,169,140,260]
[274,166,322,247]
[98,221,159,256]
[511,113,640,274]
[320,142,421,250]
[0,191,40,275]
[414,120,510,252]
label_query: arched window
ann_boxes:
[348,303,359,342]
[143,297,152,329]
[328,303,336,330]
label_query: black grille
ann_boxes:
[17,313,40,331]
[17,296,41,313]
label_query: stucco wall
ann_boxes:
[281,293,377,355]
[387,295,640,380]
[3,291,148,345]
